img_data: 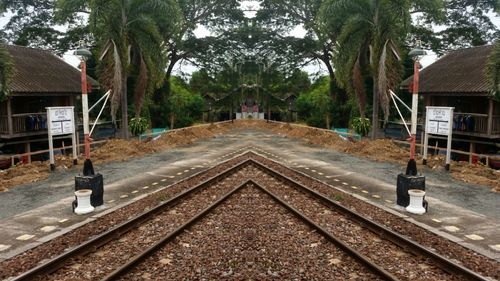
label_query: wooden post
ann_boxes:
[7,97,13,135]
[25,141,31,163]
[72,109,78,165]
[47,109,55,171]
[469,142,475,164]
[487,98,493,135]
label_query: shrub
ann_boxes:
[351,117,371,136]
[129,117,149,136]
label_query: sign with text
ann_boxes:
[45,106,77,172]
[47,107,74,136]
[426,107,453,136]
[423,106,454,171]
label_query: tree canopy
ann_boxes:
[0,0,498,131]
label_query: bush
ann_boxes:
[129,117,149,136]
[175,116,195,128]
[351,117,371,136]
[306,116,327,128]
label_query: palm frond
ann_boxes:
[352,54,366,118]
[377,40,390,124]
[110,40,124,123]
[134,54,148,117]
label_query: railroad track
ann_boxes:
[4,152,492,280]
[11,157,253,280]
[249,155,490,281]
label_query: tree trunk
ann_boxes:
[371,79,379,139]
[170,113,175,130]
[326,114,330,130]
[121,76,129,139]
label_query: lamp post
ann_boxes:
[73,42,104,210]
[74,43,94,176]
[406,42,427,176]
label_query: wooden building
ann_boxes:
[402,44,499,162]
[0,45,97,162]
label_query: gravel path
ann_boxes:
[122,183,381,280]
[253,155,500,280]
[0,155,250,280]
[44,165,251,280]
[252,167,460,280]
[1,153,498,280]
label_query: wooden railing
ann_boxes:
[452,113,488,135]
[10,112,47,134]
[493,115,500,134]
[0,115,8,134]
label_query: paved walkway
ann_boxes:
[1,128,499,262]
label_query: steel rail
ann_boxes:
[102,180,251,280]
[254,181,399,280]
[249,157,490,281]
[11,158,253,281]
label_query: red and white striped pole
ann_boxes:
[81,59,91,161]
[75,42,94,176]
[406,42,426,176]
[410,58,419,161]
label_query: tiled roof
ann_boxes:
[6,45,98,95]
[401,45,494,96]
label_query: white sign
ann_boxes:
[423,106,454,171]
[47,107,74,136]
[426,107,453,136]
[46,106,77,171]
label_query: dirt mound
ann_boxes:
[1,120,497,193]
[243,121,499,192]
[0,122,235,191]
[0,162,49,192]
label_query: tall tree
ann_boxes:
[256,0,346,106]
[57,0,180,137]
[162,0,242,84]
[413,0,500,54]
[320,0,444,137]
[1,0,86,55]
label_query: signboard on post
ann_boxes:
[46,107,77,171]
[423,106,454,170]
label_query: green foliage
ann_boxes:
[413,0,499,55]
[296,77,333,129]
[166,77,205,128]
[319,0,444,127]
[2,0,86,55]
[0,43,13,100]
[487,42,500,100]
[129,117,150,136]
[351,117,371,136]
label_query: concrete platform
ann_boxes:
[1,127,499,262]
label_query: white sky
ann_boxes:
[1,2,499,73]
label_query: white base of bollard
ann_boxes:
[74,189,95,215]
[406,189,426,215]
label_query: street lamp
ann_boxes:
[73,42,104,211]
[74,42,94,176]
[406,42,427,176]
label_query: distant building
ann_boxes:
[0,45,98,164]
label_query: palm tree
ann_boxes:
[320,0,443,137]
[89,0,180,138]
[0,42,13,101]
[57,0,180,138]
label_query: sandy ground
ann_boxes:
[1,120,498,192]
